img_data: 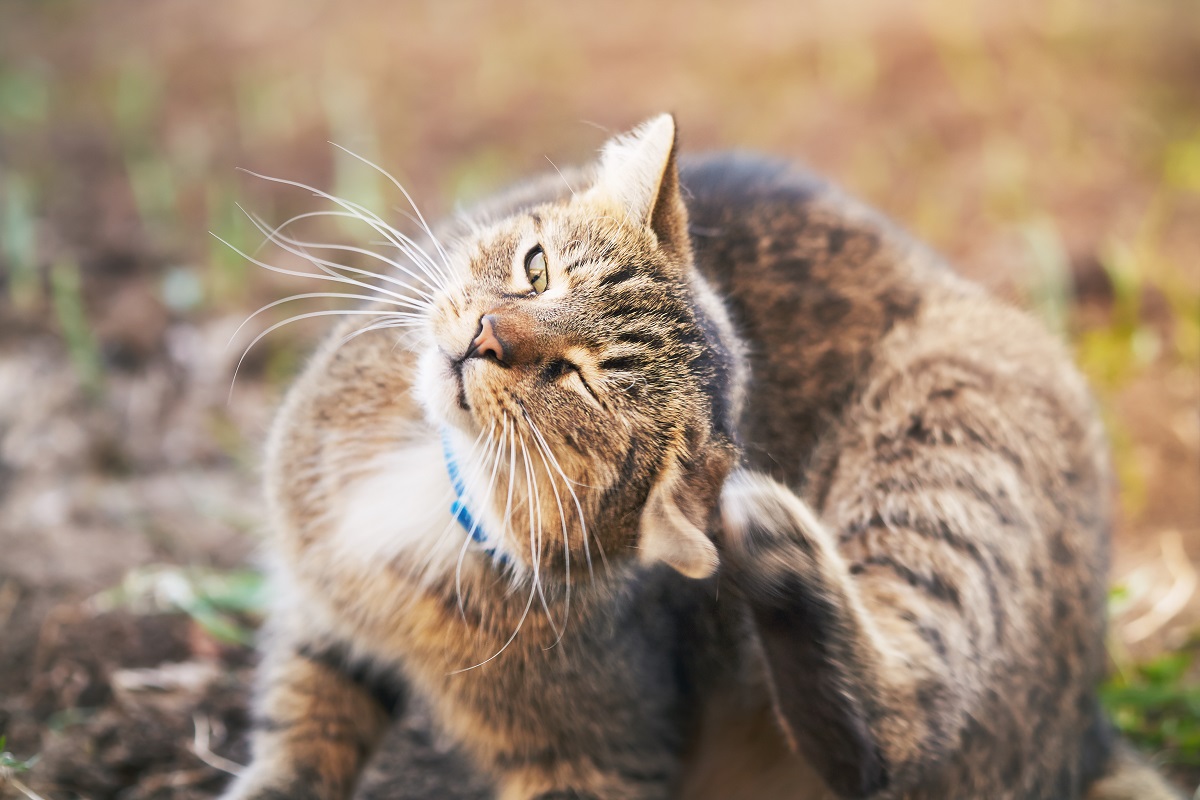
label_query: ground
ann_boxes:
[0,1,1197,797]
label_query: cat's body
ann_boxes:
[225,117,1180,799]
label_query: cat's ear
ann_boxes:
[591,114,691,262]
[638,461,720,579]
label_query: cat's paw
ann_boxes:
[718,469,827,590]
[719,470,800,550]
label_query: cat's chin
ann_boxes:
[414,347,476,434]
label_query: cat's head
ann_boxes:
[416,115,743,581]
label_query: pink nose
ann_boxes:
[468,315,504,362]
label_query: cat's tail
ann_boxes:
[1087,742,1189,800]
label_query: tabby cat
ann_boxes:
[223,115,1181,799]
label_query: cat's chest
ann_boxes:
[297,435,543,665]
[317,437,466,580]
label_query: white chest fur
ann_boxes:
[319,439,466,582]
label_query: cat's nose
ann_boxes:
[466,315,505,363]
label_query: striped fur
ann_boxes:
[223,116,1181,799]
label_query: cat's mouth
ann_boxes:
[451,358,471,411]
[452,322,510,415]
[452,351,504,413]
[449,356,515,429]
[416,345,482,434]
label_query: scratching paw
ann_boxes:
[718,469,829,590]
[720,470,798,552]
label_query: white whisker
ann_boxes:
[327,142,454,276]
[526,416,604,575]
[238,168,451,293]
[227,309,397,399]
[228,292,423,350]
[384,204,458,288]
[448,568,537,675]
[448,417,540,674]
[432,424,492,563]
[211,230,422,310]
[545,156,577,199]
[455,420,503,620]
[337,317,426,348]
[257,211,443,298]
[240,208,437,304]
[528,418,571,644]
[264,204,450,295]
[518,427,561,645]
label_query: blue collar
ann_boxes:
[441,430,504,562]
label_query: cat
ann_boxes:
[222,115,1182,799]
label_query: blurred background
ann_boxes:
[0,0,1197,797]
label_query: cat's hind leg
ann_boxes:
[719,467,1089,799]
[719,471,897,798]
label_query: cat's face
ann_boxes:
[415,116,739,582]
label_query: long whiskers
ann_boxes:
[427,423,493,550]
[518,427,562,645]
[545,156,577,199]
[454,419,504,620]
[213,229,424,312]
[229,292,424,352]
[237,167,449,290]
[240,207,440,303]
[336,316,427,349]
[324,193,454,293]
[449,417,541,675]
[221,159,459,398]
[228,308,418,398]
[526,418,573,644]
[250,209,442,300]
[327,142,454,280]
[525,415,606,575]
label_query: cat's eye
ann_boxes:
[524,246,548,294]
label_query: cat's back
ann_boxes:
[681,153,935,481]
[680,151,1104,498]
[683,152,1115,797]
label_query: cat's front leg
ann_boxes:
[221,630,402,800]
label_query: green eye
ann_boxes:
[525,246,548,294]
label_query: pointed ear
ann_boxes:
[590,114,691,262]
[638,461,720,579]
